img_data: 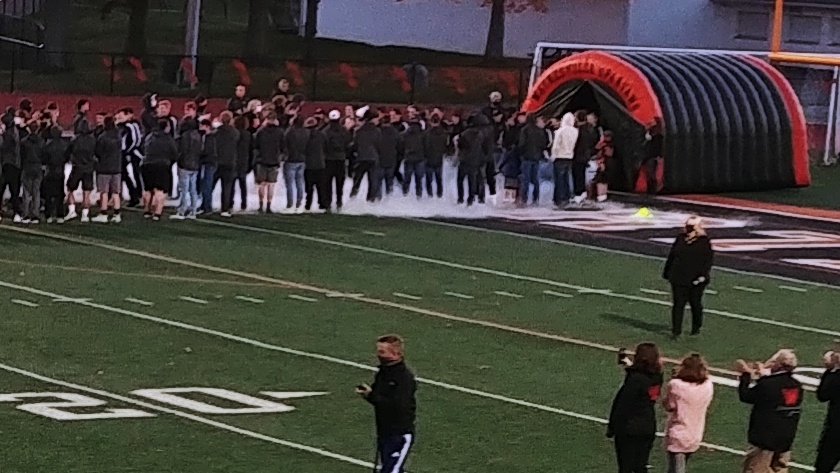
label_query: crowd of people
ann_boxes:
[0,82,656,224]
[610,344,840,473]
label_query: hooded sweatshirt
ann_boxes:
[608,367,664,438]
[67,121,97,173]
[285,123,310,164]
[324,121,352,162]
[0,115,20,168]
[401,121,425,163]
[423,124,449,168]
[551,113,579,161]
[143,130,178,166]
[378,123,400,169]
[95,128,123,175]
[518,116,548,162]
[664,378,714,453]
[254,123,285,167]
[177,120,203,172]
[20,132,44,176]
[43,127,67,180]
[214,124,240,169]
[305,126,327,170]
[355,121,381,163]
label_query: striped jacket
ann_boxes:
[120,120,144,162]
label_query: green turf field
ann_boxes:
[0,214,838,472]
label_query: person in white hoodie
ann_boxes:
[550,113,578,207]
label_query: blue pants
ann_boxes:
[177,169,199,216]
[552,160,573,205]
[378,433,414,473]
[402,161,425,197]
[519,160,539,204]
[199,164,217,212]
[283,162,305,208]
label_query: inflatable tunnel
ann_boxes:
[522,51,810,194]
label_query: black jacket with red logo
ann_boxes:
[607,367,663,438]
[739,371,803,452]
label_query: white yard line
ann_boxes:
[8,224,840,339]
[409,218,840,292]
[10,299,39,308]
[362,230,386,237]
[706,289,718,295]
[543,290,574,299]
[125,297,155,307]
[0,362,372,469]
[0,279,815,471]
[494,291,523,299]
[733,286,764,294]
[392,292,422,301]
[779,285,808,293]
[288,294,318,303]
[235,295,264,304]
[639,288,669,296]
[444,291,474,300]
[179,296,209,305]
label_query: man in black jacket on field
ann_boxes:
[323,110,352,211]
[357,334,416,473]
[815,351,840,473]
[736,349,803,473]
[351,111,381,202]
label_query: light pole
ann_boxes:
[182,0,202,88]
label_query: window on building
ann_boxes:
[830,17,840,45]
[785,15,822,45]
[735,11,769,41]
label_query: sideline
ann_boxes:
[0,279,817,471]
[0,362,373,469]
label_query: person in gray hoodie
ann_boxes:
[400,119,425,198]
[92,116,124,223]
[284,115,309,211]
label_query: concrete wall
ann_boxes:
[317,0,629,58]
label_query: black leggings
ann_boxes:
[815,429,840,473]
[671,284,705,336]
[614,435,654,473]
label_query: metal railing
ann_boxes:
[0,48,531,106]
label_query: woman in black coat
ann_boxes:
[663,216,714,339]
[608,342,664,473]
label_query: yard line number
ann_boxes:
[0,387,326,421]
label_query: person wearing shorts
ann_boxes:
[65,119,97,222]
[141,119,178,220]
[92,116,124,223]
[253,112,284,213]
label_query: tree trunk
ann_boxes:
[42,0,73,70]
[124,0,150,57]
[245,0,271,58]
[304,0,319,39]
[484,0,505,59]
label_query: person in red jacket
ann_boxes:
[608,342,664,473]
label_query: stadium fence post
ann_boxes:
[109,53,116,95]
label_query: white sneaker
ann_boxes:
[111,214,122,223]
[46,217,55,224]
[64,209,78,221]
[57,218,65,224]
[170,214,185,221]
[21,218,30,224]
[13,214,22,223]
[596,195,607,202]
[30,218,39,225]
[80,214,90,223]
[295,207,303,214]
[92,214,110,223]
[186,214,197,220]
[220,211,232,218]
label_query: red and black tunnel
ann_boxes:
[522,51,810,194]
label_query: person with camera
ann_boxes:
[356,334,416,473]
[608,342,664,473]
[735,349,803,473]
[815,349,840,473]
[663,216,714,339]
[663,354,714,473]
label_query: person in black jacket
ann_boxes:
[423,114,448,198]
[323,110,352,211]
[142,120,178,221]
[42,126,67,223]
[214,111,241,218]
[377,115,400,200]
[517,114,548,206]
[573,110,599,203]
[284,116,309,212]
[736,349,803,473]
[172,118,203,220]
[92,116,124,223]
[815,350,840,473]
[607,342,664,473]
[227,84,248,116]
[19,123,44,223]
[303,117,328,211]
[663,216,714,339]
[356,334,417,473]
[116,108,144,207]
[457,114,490,206]
[400,119,425,198]
[254,112,285,214]
[350,111,381,202]
[65,119,97,223]
[233,115,252,212]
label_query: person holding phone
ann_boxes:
[663,216,714,339]
[356,334,416,473]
